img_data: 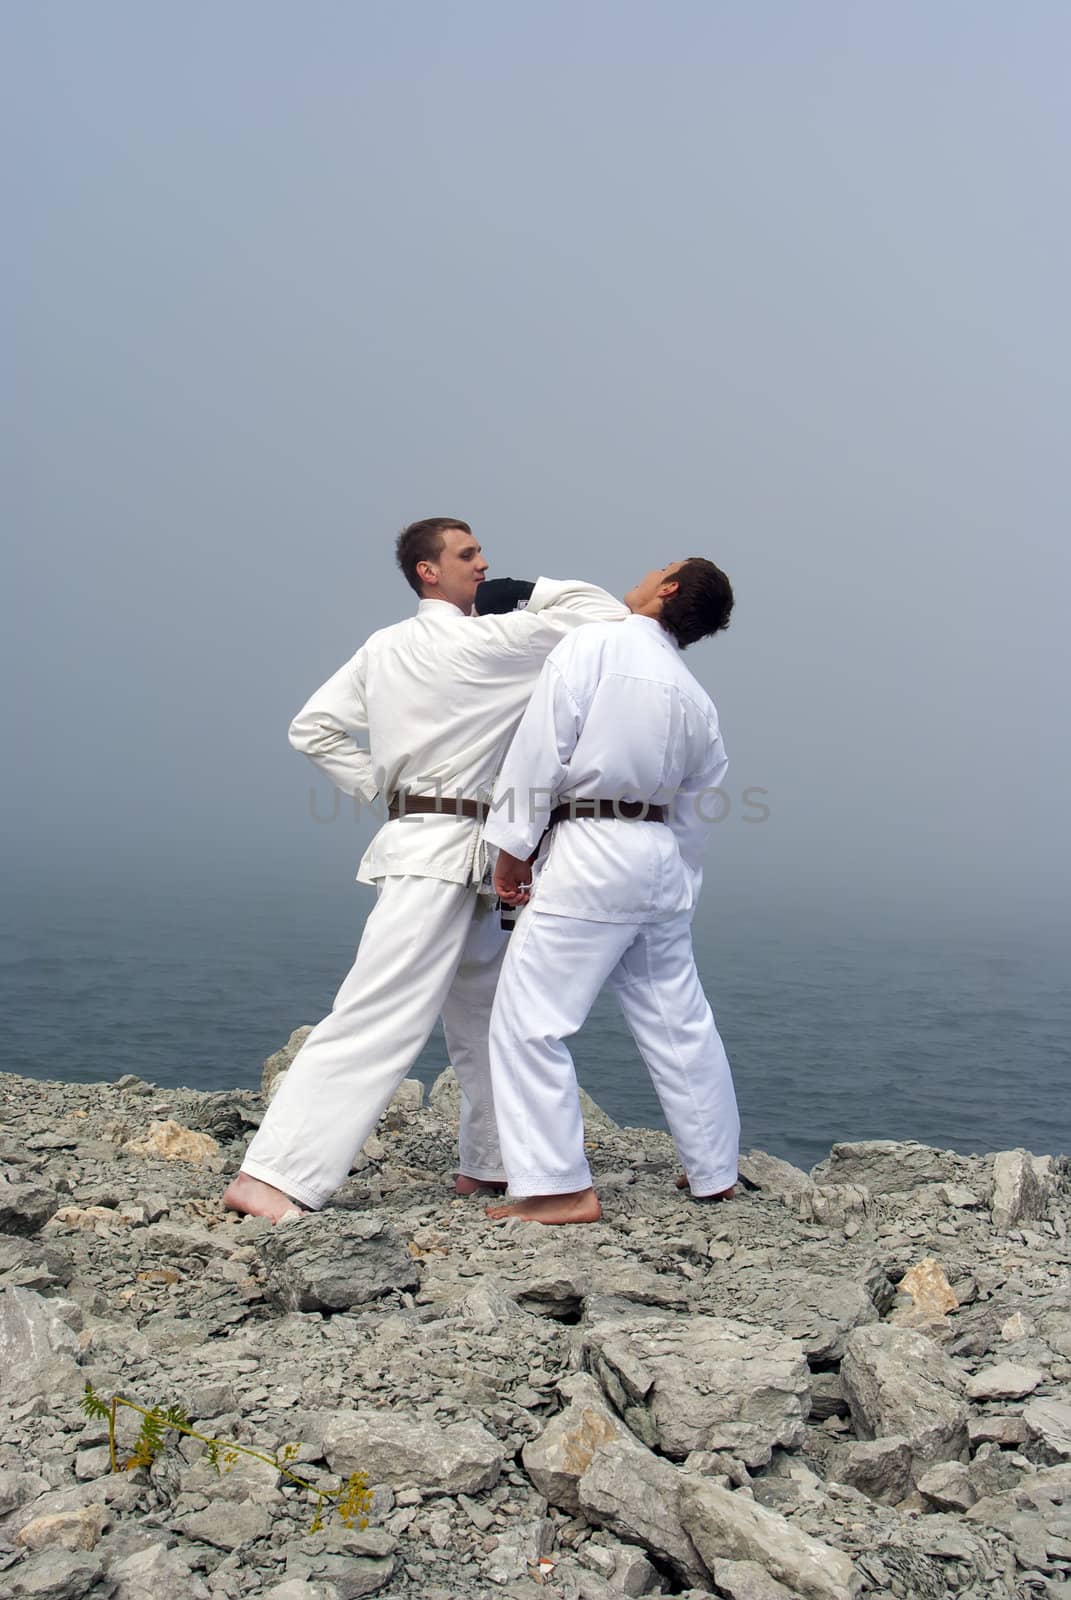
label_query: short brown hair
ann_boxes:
[660,558,734,649]
[395,518,472,596]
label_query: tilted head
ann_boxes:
[395,518,489,613]
[625,558,734,648]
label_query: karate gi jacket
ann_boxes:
[482,613,729,923]
[289,577,628,888]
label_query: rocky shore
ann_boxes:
[2,1036,1069,1600]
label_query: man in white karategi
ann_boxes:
[224,518,626,1221]
[482,557,740,1224]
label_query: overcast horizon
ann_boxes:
[4,3,1069,935]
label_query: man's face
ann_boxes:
[419,527,489,612]
[624,560,686,613]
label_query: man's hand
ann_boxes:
[494,848,533,907]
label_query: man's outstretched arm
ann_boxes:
[288,651,378,801]
[476,576,627,657]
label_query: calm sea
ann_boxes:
[2,875,1068,1173]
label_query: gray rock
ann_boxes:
[711,1557,800,1599]
[286,1556,394,1599]
[811,1140,966,1196]
[171,1499,271,1550]
[830,1436,914,1505]
[106,1540,213,1600]
[797,1184,870,1228]
[990,1150,1055,1231]
[179,1447,281,1503]
[0,1288,80,1395]
[731,1269,877,1362]
[6,1549,104,1599]
[263,1585,333,1600]
[1022,1396,1071,1463]
[0,1183,61,1236]
[0,1468,51,1516]
[522,1374,631,1512]
[609,1540,660,1595]
[447,1277,537,1335]
[968,1413,1028,1448]
[509,1248,687,1321]
[853,1543,954,1599]
[0,1235,73,1293]
[576,1437,709,1588]
[380,1078,424,1130]
[262,1213,420,1311]
[967,1445,1034,1500]
[808,1372,850,1419]
[679,1477,857,1600]
[917,1459,976,1510]
[736,1151,815,1201]
[322,1411,503,1493]
[965,1361,1044,1401]
[185,1380,238,1417]
[262,1026,315,1098]
[139,1220,234,1258]
[579,1312,810,1468]
[840,1323,968,1475]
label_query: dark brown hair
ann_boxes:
[660,557,734,649]
[395,518,472,596]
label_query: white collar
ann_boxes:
[626,612,680,652]
[416,597,470,620]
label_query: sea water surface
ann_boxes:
[2,874,1068,1173]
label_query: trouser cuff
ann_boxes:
[240,1159,326,1212]
[505,1165,593,1197]
[687,1168,738,1197]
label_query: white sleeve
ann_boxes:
[668,719,730,873]
[481,657,583,858]
[288,650,378,802]
[475,577,628,661]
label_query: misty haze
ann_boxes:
[3,3,1068,1164]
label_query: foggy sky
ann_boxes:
[4,2,1069,927]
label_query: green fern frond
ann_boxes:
[80,1384,110,1421]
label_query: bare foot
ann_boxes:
[223,1172,311,1224]
[486,1188,603,1225]
[675,1174,735,1200]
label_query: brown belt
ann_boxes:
[387,793,489,822]
[548,799,667,827]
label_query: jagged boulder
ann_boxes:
[737,1150,815,1201]
[0,1287,81,1398]
[728,1267,878,1361]
[522,1374,630,1512]
[829,1436,914,1506]
[840,1324,968,1476]
[0,1182,61,1236]
[811,1140,970,1196]
[1022,1397,1071,1463]
[679,1477,858,1600]
[261,1214,420,1311]
[322,1411,504,1494]
[261,1027,315,1099]
[990,1150,1055,1231]
[578,1312,810,1468]
[576,1437,710,1587]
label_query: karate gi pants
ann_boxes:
[241,875,507,1209]
[489,908,740,1198]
